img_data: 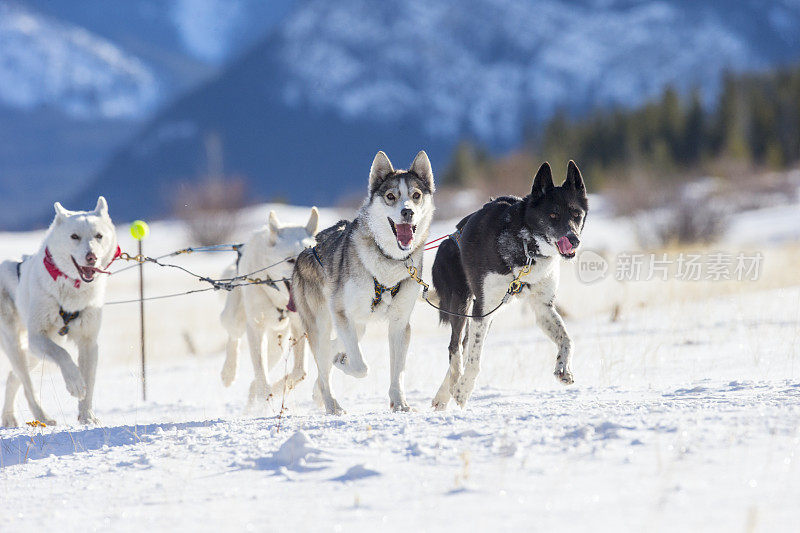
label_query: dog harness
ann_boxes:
[43,246,122,288]
[58,307,80,336]
[311,246,324,268]
[372,278,402,310]
[311,244,403,311]
[449,229,462,249]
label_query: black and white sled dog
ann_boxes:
[292,151,435,414]
[431,161,588,410]
[0,198,119,426]
[220,208,319,405]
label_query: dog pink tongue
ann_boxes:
[557,236,573,255]
[395,223,414,247]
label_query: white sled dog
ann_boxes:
[220,207,319,405]
[292,151,435,414]
[1,197,119,426]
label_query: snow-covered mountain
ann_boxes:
[0,0,295,229]
[74,0,800,225]
[0,1,157,119]
[274,0,800,146]
[5,0,800,227]
[1,0,296,118]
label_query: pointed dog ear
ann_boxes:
[53,202,69,223]
[94,196,108,217]
[369,151,394,191]
[267,210,280,245]
[410,150,435,192]
[530,162,554,198]
[305,206,319,236]
[565,160,586,196]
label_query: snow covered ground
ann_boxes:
[1,202,799,531]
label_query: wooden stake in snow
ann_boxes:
[130,220,150,401]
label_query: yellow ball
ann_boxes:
[130,220,150,241]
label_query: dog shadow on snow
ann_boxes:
[0,419,221,469]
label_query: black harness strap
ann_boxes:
[311,246,324,267]
[450,229,462,249]
[371,278,402,310]
[58,307,80,336]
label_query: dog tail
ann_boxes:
[431,237,471,325]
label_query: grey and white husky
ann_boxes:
[0,198,119,426]
[431,161,588,410]
[291,151,435,414]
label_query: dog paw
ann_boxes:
[389,399,411,412]
[333,352,369,378]
[312,381,325,407]
[62,366,87,399]
[432,393,450,411]
[325,399,345,416]
[554,362,574,385]
[30,413,57,426]
[2,413,18,427]
[78,410,99,425]
[282,370,306,392]
[452,377,474,409]
[220,360,237,388]
[248,379,272,404]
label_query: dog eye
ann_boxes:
[412,191,421,200]
[549,213,559,220]
[70,233,80,240]
[95,233,103,240]
[386,193,396,202]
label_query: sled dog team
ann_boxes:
[0,150,588,425]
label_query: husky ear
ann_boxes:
[53,202,69,223]
[267,210,281,245]
[410,150,435,192]
[94,196,108,217]
[369,151,394,191]
[305,206,319,236]
[530,162,554,198]
[565,160,586,196]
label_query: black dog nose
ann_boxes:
[401,208,414,222]
[567,232,580,248]
[86,252,97,265]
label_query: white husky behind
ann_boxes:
[220,207,318,405]
[0,197,118,426]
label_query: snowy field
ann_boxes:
[1,202,800,532]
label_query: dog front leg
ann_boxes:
[2,371,21,427]
[332,310,368,378]
[245,322,271,404]
[28,331,86,400]
[284,318,308,391]
[306,318,344,415]
[388,321,411,411]
[534,302,574,385]
[433,315,467,411]
[452,316,493,408]
[77,340,99,424]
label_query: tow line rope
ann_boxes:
[103,232,521,313]
[405,240,535,319]
[105,244,295,305]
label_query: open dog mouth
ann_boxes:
[556,236,577,259]
[71,256,108,283]
[388,218,416,251]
